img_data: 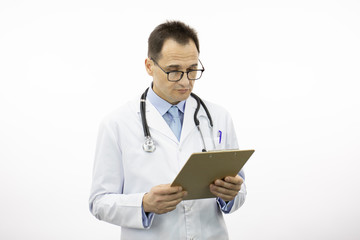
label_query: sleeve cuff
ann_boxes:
[217,197,235,214]
[141,205,155,228]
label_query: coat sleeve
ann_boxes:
[222,110,247,214]
[88,117,154,229]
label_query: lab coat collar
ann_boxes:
[136,92,207,145]
[179,95,207,144]
[146,86,186,115]
[138,99,179,144]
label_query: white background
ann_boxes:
[1,0,359,239]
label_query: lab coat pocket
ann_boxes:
[203,137,222,151]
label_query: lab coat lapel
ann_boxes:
[143,100,179,143]
[180,96,206,143]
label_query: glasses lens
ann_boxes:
[167,70,203,81]
[168,72,183,81]
[188,70,203,80]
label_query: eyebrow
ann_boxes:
[166,63,198,69]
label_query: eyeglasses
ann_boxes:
[151,58,205,82]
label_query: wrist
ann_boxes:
[142,193,150,213]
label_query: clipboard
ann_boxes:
[171,149,254,200]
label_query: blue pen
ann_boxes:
[218,130,222,144]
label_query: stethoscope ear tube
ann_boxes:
[190,92,214,152]
[191,92,201,126]
[190,92,213,127]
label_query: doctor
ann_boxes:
[89,21,246,240]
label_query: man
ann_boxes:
[89,21,246,240]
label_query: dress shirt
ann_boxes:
[147,86,185,128]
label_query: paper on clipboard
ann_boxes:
[171,149,254,200]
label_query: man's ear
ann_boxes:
[145,58,153,76]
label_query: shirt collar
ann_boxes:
[147,85,186,116]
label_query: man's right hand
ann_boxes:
[142,184,187,214]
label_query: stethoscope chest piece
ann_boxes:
[142,136,156,152]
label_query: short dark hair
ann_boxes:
[148,21,200,61]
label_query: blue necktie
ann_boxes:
[168,106,181,140]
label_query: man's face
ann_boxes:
[146,38,199,105]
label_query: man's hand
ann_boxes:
[209,175,243,202]
[143,184,187,214]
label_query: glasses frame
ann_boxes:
[151,58,205,82]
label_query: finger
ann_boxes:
[155,193,187,214]
[158,205,177,214]
[148,190,186,209]
[210,189,234,201]
[210,184,238,197]
[214,179,241,192]
[223,175,243,185]
[153,184,183,195]
[210,190,235,202]
[164,196,185,208]
[161,190,187,202]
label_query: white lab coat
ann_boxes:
[89,95,247,240]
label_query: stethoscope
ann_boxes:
[140,87,215,153]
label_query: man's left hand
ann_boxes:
[209,175,243,202]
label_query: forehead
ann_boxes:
[158,38,199,65]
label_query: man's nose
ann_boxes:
[178,72,191,86]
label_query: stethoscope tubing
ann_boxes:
[140,88,151,138]
[190,92,213,128]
